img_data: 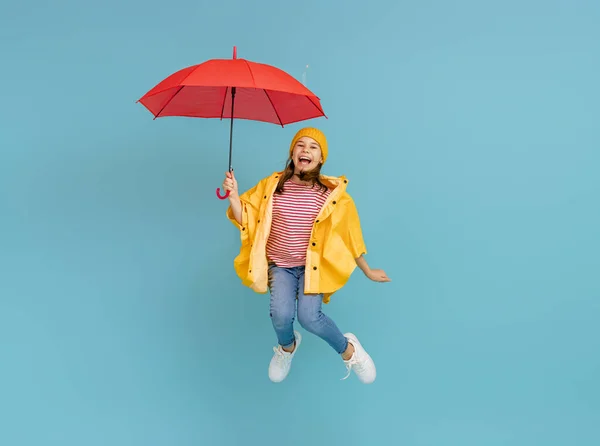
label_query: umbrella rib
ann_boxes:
[219,87,229,120]
[154,85,184,119]
[263,89,284,127]
[145,65,199,118]
[306,95,327,119]
[242,59,257,88]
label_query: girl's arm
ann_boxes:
[223,170,242,225]
[226,172,270,230]
[343,191,390,282]
[355,255,371,275]
[355,255,391,282]
[228,194,243,225]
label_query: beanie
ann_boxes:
[289,127,328,164]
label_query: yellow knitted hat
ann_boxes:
[289,127,328,164]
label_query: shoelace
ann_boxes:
[273,346,292,365]
[341,354,365,380]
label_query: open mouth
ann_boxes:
[298,156,312,166]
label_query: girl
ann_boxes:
[223,127,390,384]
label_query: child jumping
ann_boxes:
[223,127,390,384]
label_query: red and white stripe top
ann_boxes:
[266,180,331,267]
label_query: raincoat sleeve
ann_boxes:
[343,193,367,259]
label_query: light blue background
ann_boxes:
[1,0,599,445]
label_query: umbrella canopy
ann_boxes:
[138,47,326,125]
[138,47,327,198]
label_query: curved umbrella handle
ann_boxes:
[216,187,230,200]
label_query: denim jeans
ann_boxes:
[268,263,349,354]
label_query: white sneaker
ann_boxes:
[268,330,302,383]
[341,333,376,384]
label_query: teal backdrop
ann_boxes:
[1,1,599,445]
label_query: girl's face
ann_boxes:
[291,136,323,174]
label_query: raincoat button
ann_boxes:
[312,242,316,246]
[344,180,347,183]
[313,266,317,270]
[333,201,336,204]
[258,219,260,223]
[264,195,267,199]
[316,220,319,223]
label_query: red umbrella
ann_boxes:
[137,46,327,199]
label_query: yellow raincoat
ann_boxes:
[226,171,367,303]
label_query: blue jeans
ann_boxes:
[268,264,349,354]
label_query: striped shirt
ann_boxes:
[266,180,331,267]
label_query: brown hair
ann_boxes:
[275,158,328,194]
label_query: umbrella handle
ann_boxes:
[216,187,230,200]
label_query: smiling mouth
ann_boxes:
[298,156,312,166]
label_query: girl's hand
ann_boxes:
[366,268,391,282]
[222,170,239,198]
[355,255,391,283]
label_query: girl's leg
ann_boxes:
[268,264,298,350]
[297,268,377,384]
[267,264,303,383]
[296,274,348,355]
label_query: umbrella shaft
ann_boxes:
[228,87,236,171]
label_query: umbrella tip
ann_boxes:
[233,46,237,59]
